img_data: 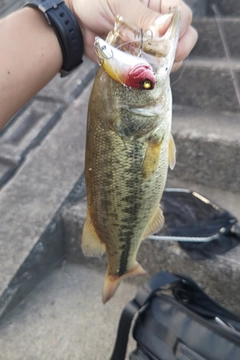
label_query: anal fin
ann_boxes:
[143,206,164,239]
[81,211,106,257]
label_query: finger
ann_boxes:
[140,0,161,12]
[160,0,192,38]
[171,60,183,72]
[81,29,99,63]
[112,0,173,35]
[174,25,198,62]
[140,0,194,47]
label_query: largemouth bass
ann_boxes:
[82,10,180,303]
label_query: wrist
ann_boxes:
[63,0,81,29]
[23,0,84,76]
[63,0,72,12]
[0,7,63,125]
[21,7,63,70]
[21,7,63,71]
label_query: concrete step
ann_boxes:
[0,48,239,325]
[208,0,240,16]
[0,182,239,359]
[0,263,138,360]
[171,105,240,193]
[174,0,240,17]
[0,68,93,320]
[1,75,239,320]
[191,18,240,59]
[1,0,239,341]
[62,178,240,315]
[185,0,208,17]
[171,59,240,113]
[0,0,26,18]
[0,58,96,188]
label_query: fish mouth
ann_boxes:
[94,37,156,90]
[149,8,180,71]
[127,64,155,89]
[94,9,180,85]
[162,9,180,55]
[165,8,181,41]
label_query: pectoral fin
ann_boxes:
[142,139,162,180]
[168,133,176,170]
[143,207,164,239]
[81,211,106,257]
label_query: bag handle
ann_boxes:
[109,271,180,360]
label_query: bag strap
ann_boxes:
[109,271,180,360]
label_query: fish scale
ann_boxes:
[82,10,180,303]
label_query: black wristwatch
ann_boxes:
[23,0,84,77]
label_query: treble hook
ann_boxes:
[143,28,153,42]
[137,28,154,56]
[137,28,153,56]
[95,50,105,66]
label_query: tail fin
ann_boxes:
[102,262,147,304]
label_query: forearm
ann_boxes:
[0,0,197,129]
[0,7,63,129]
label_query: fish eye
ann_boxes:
[143,80,152,89]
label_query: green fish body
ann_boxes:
[82,11,180,303]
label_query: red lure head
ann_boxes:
[126,64,156,90]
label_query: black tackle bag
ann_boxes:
[110,271,240,360]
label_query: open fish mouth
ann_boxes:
[94,9,180,89]
[163,8,181,41]
[94,37,156,90]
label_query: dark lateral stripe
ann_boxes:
[119,239,132,276]
[118,141,143,276]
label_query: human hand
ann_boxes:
[66,0,197,71]
[146,0,198,71]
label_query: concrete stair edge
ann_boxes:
[62,188,240,314]
[171,61,240,113]
[191,17,240,59]
[171,105,240,193]
[0,82,90,321]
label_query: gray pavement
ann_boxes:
[0,263,137,360]
[62,182,240,316]
[0,69,95,319]
[0,2,240,359]
[171,105,240,193]
[0,177,240,360]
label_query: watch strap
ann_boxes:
[23,0,84,76]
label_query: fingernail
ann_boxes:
[154,13,173,27]
[149,13,173,36]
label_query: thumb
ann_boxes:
[112,0,173,35]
